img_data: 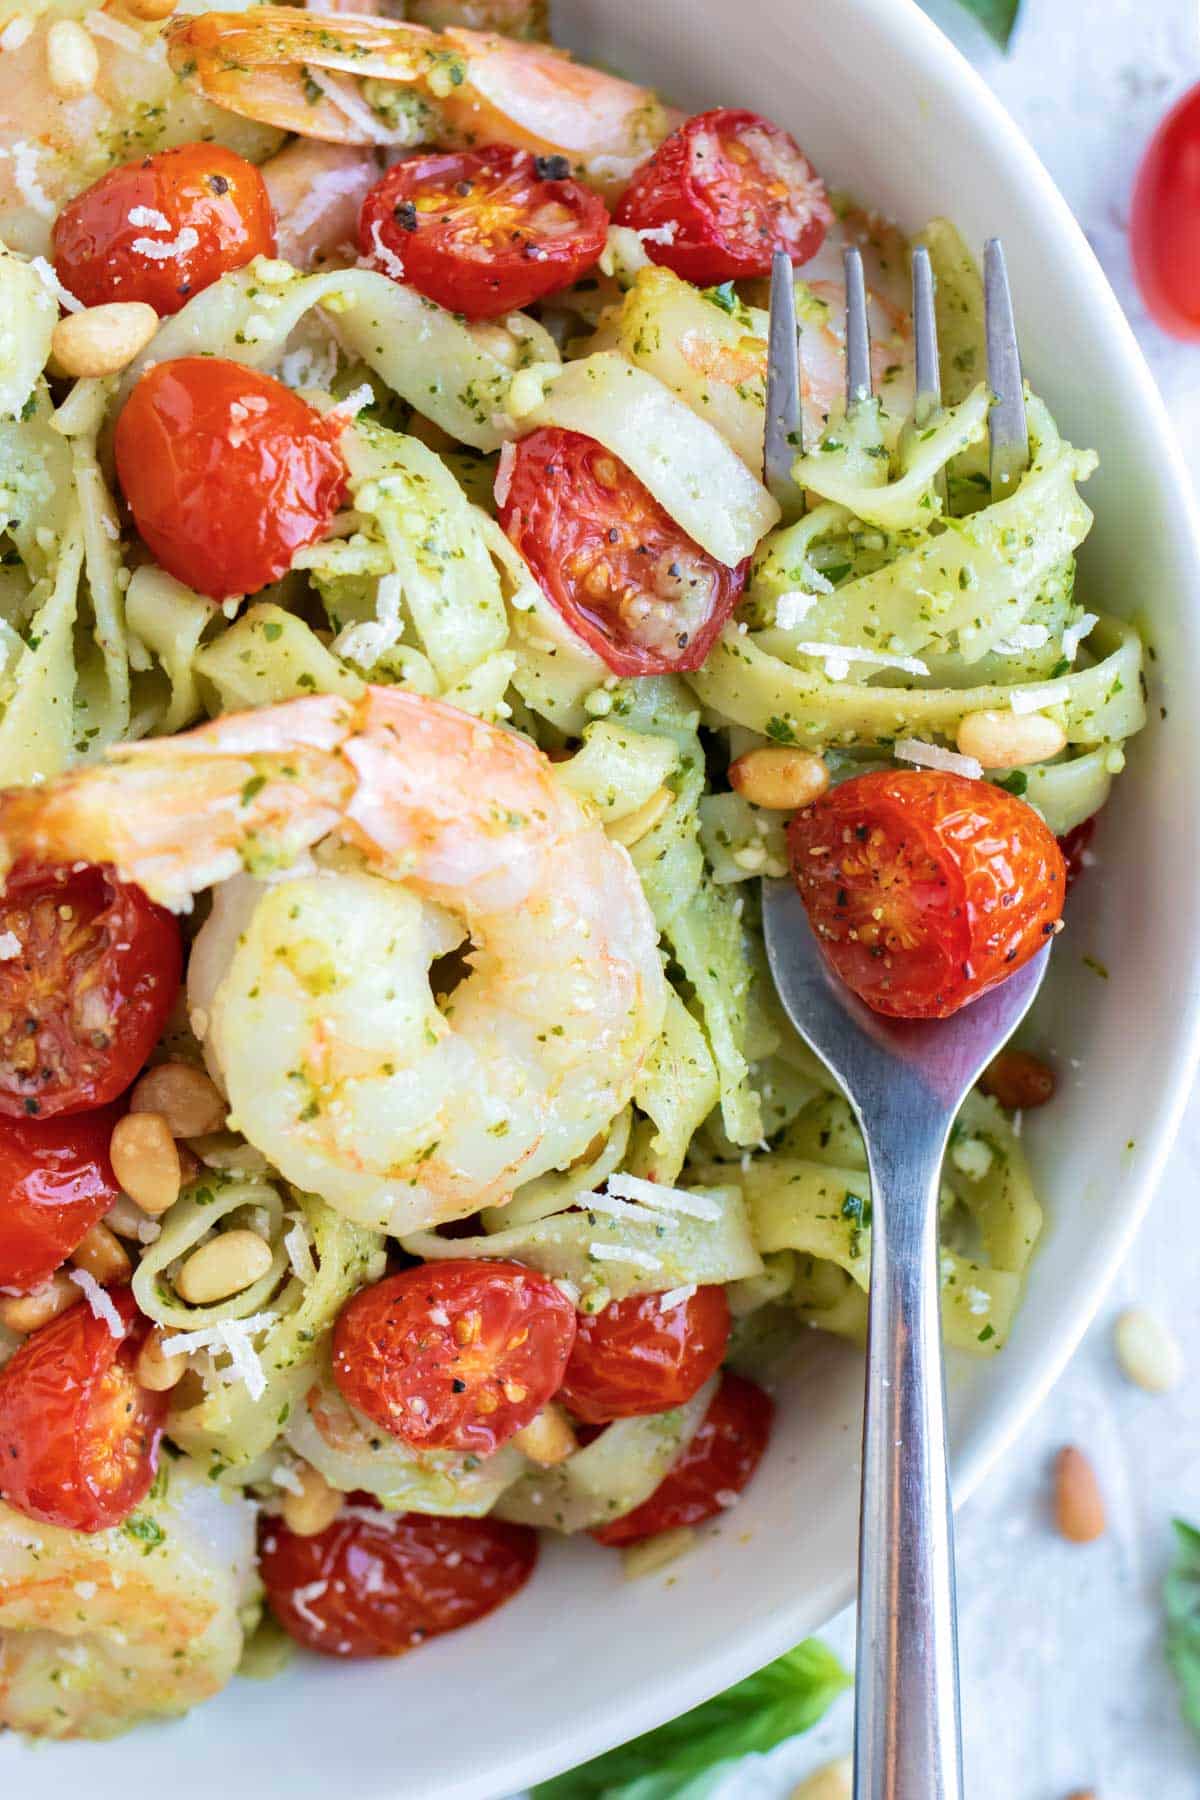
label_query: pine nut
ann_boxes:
[607,787,673,847]
[110,1112,182,1216]
[130,1062,226,1138]
[1053,1445,1106,1543]
[1114,1306,1183,1394]
[511,1402,577,1466]
[955,708,1067,770]
[176,1229,273,1304]
[51,302,159,380]
[729,746,830,811]
[981,1048,1055,1111]
[120,0,179,17]
[791,1759,853,1800]
[280,1462,343,1537]
[0,1272,78,1333]
[136,1328,186,1392]
[45,18,99,98]
[71,1221,131,1285]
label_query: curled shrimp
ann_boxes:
[166,8,675,191]
[0,688,668,1236]
[0,1459,256,1739]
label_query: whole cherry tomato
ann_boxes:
[259,1504,538,1657]
[1058,815,1097,892]
[614,107,830,285]
[53,143,275,316]
[498,427,747,674]
[786,770,1066,1020]
[331,1260,577,1457]
[1131,83,1200,340]
[115,359,347,600]
[0,1103,123,1292]
[359,146,608,319]
[0,860,180,1119]
[0,1287,165,1532]
[558,1286,730,1425]
[591,1371,773,1546]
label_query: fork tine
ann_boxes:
[764,249,807,520]
[911,244,941,427]
[843,245,872,409]
[983,237,1029,497]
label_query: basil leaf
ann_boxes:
[1166,1518,1200,1738]
[533,1639,850,1800]
[950,0,1021,46]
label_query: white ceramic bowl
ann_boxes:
[8,2,1200,1795]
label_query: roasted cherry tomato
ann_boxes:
[53,143,275,316]
[331,1260,577,1457]
[591,1371,772,1546]
[614,107,830,285]
[786,770,1066,1020]
[0,1104,123,1292]
[259,1504,538,1658]
[558,1286,730,1425]
[1058,815,1097,892]
[0,1287,165,1531]
[499,427,747,674]
[0,860,180,1120]
[359,145,608,319]
[1131,83,1200,340]
[114,358,347,601]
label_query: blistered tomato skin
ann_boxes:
[331,1260,577,1457]
[114,359,347,601]
[0,1287,166,1532]
[591,1371,773,1546]
[614,107,830,285]
[0,1104,124,1292]
[0,859,181,1120]
[53,144,276,316]
[259,1506,538,1658]
[1131,83,1200,341]
[786,769,1066,1020]
[498,427,747,675]
[359,145,608,319]
[559,1286,731,1425]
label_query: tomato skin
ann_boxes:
[1131,83,1200,341]
[359,146,608,319]
[115,359,347,601]
[499,428,747,675]
[0,860,180,1120]
[259,1505,538,1658]
[331,1260,577,1457]
[0,1104,123,1292]
[1058,815,1097,893]
[614,108,830,285]
[591,1371,772,1546]
[786,770,1066,1020]
[0,1287,165,1532]
[559,1286,731,1425]
[53,144,275,317]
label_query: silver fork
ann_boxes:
[761,239,1038,1800]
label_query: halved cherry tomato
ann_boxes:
[614,107,830,285]
[114,358,347,601]
[53,144,275,316]
[0,1103,123,1292]
[591,1371,772,1546]
[558,1286,730,1425]
[787,770,1066,1020]
[1131,82,1200,341]
[0,1287,165,1531]
[0,860,180,1120]
[331,1260,577,1457]
[1058,815,1097,892]
[259,1503,537,1658]
[359,146,608,319]
[498,427,747,675]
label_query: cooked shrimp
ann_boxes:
[0,688,668,1235]
[166,8,674,192]
[0,1458,256,1739]
[798,278,914,438]
[261,137,381,268]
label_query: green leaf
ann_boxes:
[1166,1518,1200,1738]
[951,0,1021,47]
[532,1640,850,1800]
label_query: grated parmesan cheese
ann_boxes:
[606,1172,722,1221]
[580,1193,650,1222]
[1061,611,1099,664]
[283,1220,317,1285]
[635,222,677,246]
[1010,677,1072,716]
[363,217,404,281]
[0,142,54,219]
[331,570,403,668]
[588,1243,662,1271]
[326,382,373,424]
[494,439,517,508]
[291,1580,329,1633]
[658,1283,697,1313]
[0,931,20,960]
[773,589,820,629]
[794,641,930,681]
[162,1312,277,1401]
[68,1269,126,1339]
[894,738,983,780]
[31,258,83,319]
[278,340,339,393]
[130,225,199,262]
[993,621,1050,657]
[127,205,170,232]
[272,1461,305,1496]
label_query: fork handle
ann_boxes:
[853,1108,964,1800]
